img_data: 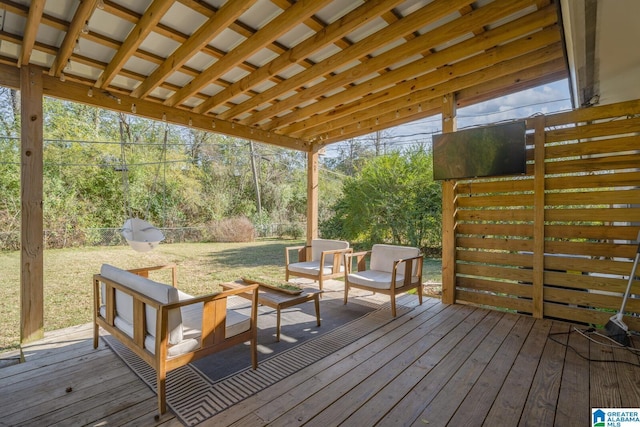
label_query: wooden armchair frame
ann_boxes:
[344,248,423,317]
[284,240,352,292]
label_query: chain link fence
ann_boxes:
[0,222,306,251]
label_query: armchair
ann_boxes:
[285,239,351,292]
[344,244,423,317]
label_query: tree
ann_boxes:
[0,88,20,137]
[321,138,375,176]
[321,146,441,250]
[0,95,324,247]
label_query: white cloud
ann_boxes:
[457,80,572,128]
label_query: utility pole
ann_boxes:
[374,130,383,155]
[249,141,262,217]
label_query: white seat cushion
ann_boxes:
[287,260,344,275]
[100,264,183,345]
[370,244,420,275]
[311,239,349,265]
[347,269,417,290]
[175,294,251,359]
[180,294,251,339]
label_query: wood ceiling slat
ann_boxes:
[278,6,559,137]
[94,0,173,89]
[216,0,475,122]
[1,0,67,32]
[194,0,403,116]
[18,0,45,67]
[0,0,218,90]
[0,28,214,105]
[131,0,259,99]
[82,30,202,79]
[175,0,213,16]
[254,0,544,132]
[179,0,287,56]
[166,0,332,109]
[100,0,268,88]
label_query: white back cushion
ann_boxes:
[100,264,183,345]
[370,244,420,275]
[311,239,349,265]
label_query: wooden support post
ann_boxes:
[306,149,319,254]
[20,65,44,344]
[440,93,457,305]
[532,116,546,318]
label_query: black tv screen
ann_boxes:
[432,121,526,180]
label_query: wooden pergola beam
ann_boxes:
[18,0,45,67]
[275,5,559,136]
[20,64,44,344]
[245,0,526,128]
[131,0,257,99]
[48,0,98,78]
[94,0,173,89]
[440,93,457,305]
[220,0,474,123]
[0,63,310,152]
[47,74,309,151]
[301,38,563,139]
[168,0,330,109]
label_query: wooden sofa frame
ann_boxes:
[93,264,258,415]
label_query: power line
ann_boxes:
[456,98,572,118]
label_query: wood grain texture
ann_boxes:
[4,296,640,426]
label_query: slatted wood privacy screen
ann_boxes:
[447,99,640,331]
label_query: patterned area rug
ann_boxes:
[103,299,407,426]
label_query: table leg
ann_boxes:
[314,294,321,327]
[276,308,281,342]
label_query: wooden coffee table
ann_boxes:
[222,280,321,342]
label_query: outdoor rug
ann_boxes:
[102,296,408,426]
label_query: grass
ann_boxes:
[0,239,442,354]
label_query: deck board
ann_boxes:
[446,315,535,426]
[1,284,639,427]
[474,317,552,426]
[590,337,623,408]
[234,299,448,426]
[335,308,497,427]
[520,321,570,426]
[555,324,591,427]
[406,312,519,427]
[273,305,480,427]
[613,338,640,407]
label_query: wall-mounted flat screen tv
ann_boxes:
[432,121,527,180]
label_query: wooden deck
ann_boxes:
[1,287,639,426]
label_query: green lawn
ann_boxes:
[0,240,442,353]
